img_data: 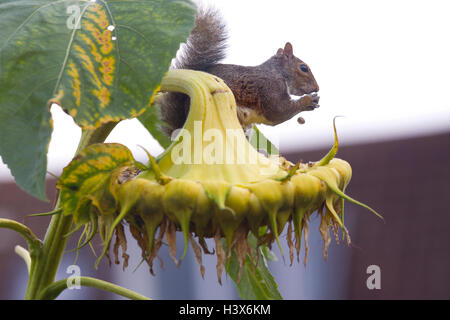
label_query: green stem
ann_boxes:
[38,276,150,300]
[0,217,41,276]
[0,218,42,250]
[24,122,118,300]
[28,208,62,217]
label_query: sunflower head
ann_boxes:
[57,69,381,282]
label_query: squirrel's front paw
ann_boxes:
[300,93,320,111]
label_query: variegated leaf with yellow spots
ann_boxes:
[57,143,136,225]
[0,0,196,200]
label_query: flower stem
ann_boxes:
[0,218,42,249]
[24,122,117,300]
[38,276,150,300]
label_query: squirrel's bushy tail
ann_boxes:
[174,7,228,70]
[158,8,228,136]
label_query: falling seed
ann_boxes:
[107,25,115,31]
[112,36,117,41]
[297,117,305,124]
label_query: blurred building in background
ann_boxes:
[1,131,449,299]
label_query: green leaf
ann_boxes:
[226,233,283,300]
[57,143,136,225]
[0,0,196,200]
[261,244,278,262]
[138,102,172,148]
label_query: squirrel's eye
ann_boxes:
[300,64,309,73]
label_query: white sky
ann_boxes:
[1,0,450,181]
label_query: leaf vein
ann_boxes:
[52,2,94,97]
[18,77,59,110]
[0,0,73,54]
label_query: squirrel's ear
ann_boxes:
[276,48,283,55]
[283,42,293,56]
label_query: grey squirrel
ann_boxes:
[158,8,320,136]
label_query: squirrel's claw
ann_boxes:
[300,92,320,111]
